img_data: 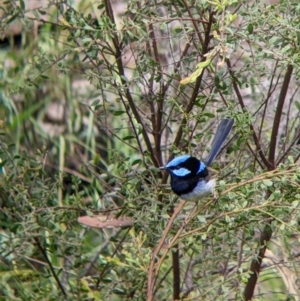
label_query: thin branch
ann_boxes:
[141,1,158,143]
[243,65,293,300]
[183,256,202,296]
[154,265,173,295]
[226,59,272,169]
[96,228,131,287]
[172,245,181,300]
[147,200,186,301]
[258,61,279,142]
[172,10,215,150]
[34,238,67,297]
[277,130,300,165]
[104,0,159,167]
[181,0,204,44]
[148,20,164,166]
[156,17,209,24]
[245,141,264,169]
[81,229,122,277]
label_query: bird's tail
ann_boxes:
[205,118,234,166]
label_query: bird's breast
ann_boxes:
[179,179,216,202]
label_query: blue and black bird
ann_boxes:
[160,119,234,202]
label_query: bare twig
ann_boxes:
[226,59,272,169]
[104,0,159,167]
[243,64,294,301]
[172,11,215,150]
[147,200,186,301]
[34,238,67,297]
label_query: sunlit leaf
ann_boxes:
[180,59,211,85]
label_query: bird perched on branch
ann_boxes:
[160,118,234,202]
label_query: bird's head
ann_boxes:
[160,155,207,179]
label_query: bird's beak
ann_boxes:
[159,166,166,170]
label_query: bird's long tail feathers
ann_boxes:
[205,118,234,166]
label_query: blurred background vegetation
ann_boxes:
[1,0,300,300]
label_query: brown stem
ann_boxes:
[149,21,165,166]
[243,223,272,300]
[268,64,293,168]
[172,10,215,149]
[34,238,67,297]
[243,65,293,300]
[147,200,186,301]
[277,130,300,165]
[104,0,159,167]
[181,0,204,44]
[172,246,181,300]
[226,59,272,169]
[96,228,131,287]
[258,61,279,141]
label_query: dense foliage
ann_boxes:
[1,0,300,300]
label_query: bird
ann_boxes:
[160,118,234,202]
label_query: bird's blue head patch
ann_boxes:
[165,155,191,168]
[197,161,206,174]
[172,167,191,176]
[163,155,207,178]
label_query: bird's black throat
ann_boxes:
[170,167,209,196]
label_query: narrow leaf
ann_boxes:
[180,59,211,85]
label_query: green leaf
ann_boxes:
[91,99,100,106]
[203,112,215,118]
[293,200,299,207]
[132,159,141,165]
[180,59,211,85]
[38,9,47,15]
[93,153,100,165]
[219,180,225,187]
[122,135,135,141]
[262,179,273,187]
[247,24,253,34]
[112,110,126,116]
[6,12,19,24]
[20,0,25,10]
[197,215,206,223]
[225,215,231,223]
[281,44,291,54]
[83,24,95,31]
